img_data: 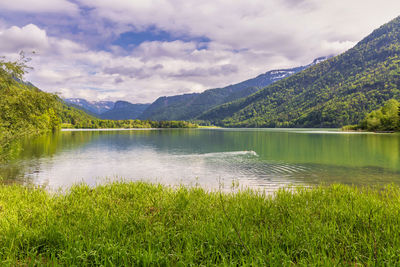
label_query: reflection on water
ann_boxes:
[0,128,399,191]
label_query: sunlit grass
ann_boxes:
[0,182,400,265]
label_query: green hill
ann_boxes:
[199,16,400,128]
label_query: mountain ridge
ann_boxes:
[64,98,114,115]
[139,57,329,121]
[64,98,151,120]
[199,16,400,127]
[100,101,151,120]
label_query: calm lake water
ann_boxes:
[1,128,400,191]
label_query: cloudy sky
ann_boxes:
[0,0,399,103]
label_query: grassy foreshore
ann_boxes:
[1,182,400,265]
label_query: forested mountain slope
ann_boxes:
[0,63,61,144]
[199,16,400,127]
[140,58,327,121]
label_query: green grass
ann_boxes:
[1,182,400,265]
[197,125,221,129]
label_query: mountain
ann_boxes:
[199,16,400,128]
[64,98,151,120]
[64,98,114,115]
[100,101,151,120]
[139,57,328,121]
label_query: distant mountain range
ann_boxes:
[64,99,150,120]
[100,101,150,120]
[139,57,329,121]
[65,56,328,121]
[63,15,400,128]
[20,16,400,128]
[199,15,400,127]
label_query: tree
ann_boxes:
[359,99,400,131]
[0,52,32,90]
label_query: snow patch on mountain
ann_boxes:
[64,98,115,114]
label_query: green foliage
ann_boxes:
[1,182,400,265]
[349,99,400,131]
[341,124,361,131]
[200,16,400,128]
[59,101,197,129]
[0,56,62,159]
[0,52,31,87]
[61,118,197,129]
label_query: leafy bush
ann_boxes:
[356,99,400,131]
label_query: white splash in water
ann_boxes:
[174,151,258,158]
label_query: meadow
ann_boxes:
[1,182,400,265]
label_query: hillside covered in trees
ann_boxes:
[140,58,327,121]
[0,56,61,147]
[199,16,400,128]
[0,57,196,160]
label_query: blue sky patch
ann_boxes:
[113,27,211,50]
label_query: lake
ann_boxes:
[1,128,400,191]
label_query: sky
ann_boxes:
[0,1,399,103]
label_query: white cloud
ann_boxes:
[0,24,49,53]
[320,40,356,56]
[76,0,400,62]
[0,0,78,14]
[23,37,251,103]
[1,1,400,103]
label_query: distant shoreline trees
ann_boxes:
[342,99,400,132]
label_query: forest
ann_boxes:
[343,99,400,132]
